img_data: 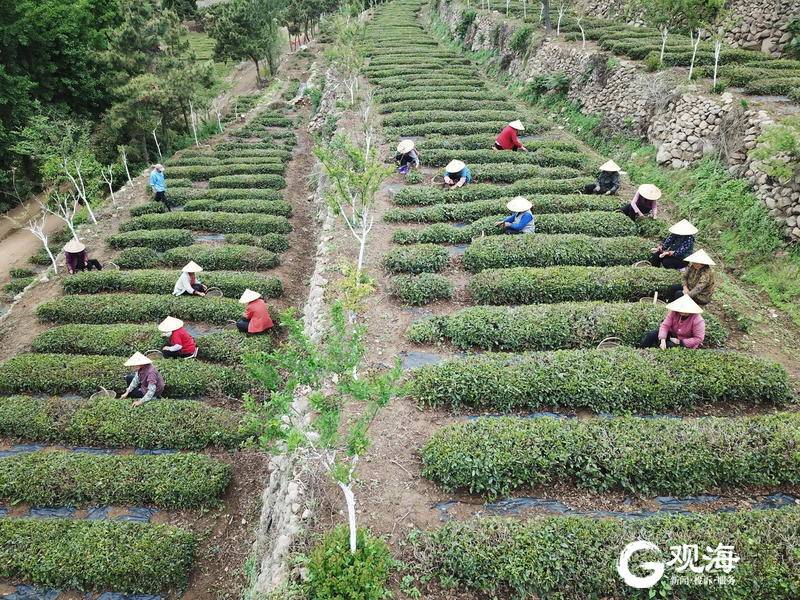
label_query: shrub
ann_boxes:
[0,353,252,398]
[0,519,195,593]
[0,451,231,508]
[382,110,519,128]
[416,135,579,153]
[162,244,280,271]
[457,9,476,39]
[166,163,286,181]
[10,268,36,278]
[422,413,800,497]
[406,302,726,350]
[0,396,251,449]
[375,90,506,104]
[306,526,394,600]
[510,24,535,54]
[63,269,283,299]
[462,234,652,271]
[115,247,161,269]
[411,510,800,599]
[469,265,679,304]
[378,98,515,114]
[421,148,586,169]
[37,293,242,324]
[120,211,292,236]
[382,244,449,274]
[107,229,194,251]
[225,233,289,253]
[390,273,453,305]
[130,202,168,217]
[385,120,516,137]
[182,198,293,217]
[168,187,284,203]
[4,277,34,295]
[408,347,791,412]
[208,174,286,189]
[392,178,594,205]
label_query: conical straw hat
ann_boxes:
[506,196,532,212]
[158,316,184,333]
[685,249,715,266]
[666,294,703,315]
[182,261,203,273]
[124,351,153,367]
[599,160,621,172]
[508,120,525,131]
[63,239,85,253]
[397,139,415,154]
[669,219,698,236]
[239,288,262,304]
[445,160,465,173]
[637,184,662,200]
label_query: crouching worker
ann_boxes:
[640,295,706,350]
[584,160,621,195]
[64,239,102,274]
[668,249,716,306]
[494,120,527,151]
[496,196,535,234]
[237,289,274,335]
[443,160,472,189]
[173,261,207,296]
[621,184,660,221]
[395,139,420,174]
[159,316,197,358]
[650,219,697,269]
[120,352,165,407]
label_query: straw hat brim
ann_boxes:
[64,240,86,253]
[445,160,465,173]
[239,289,262,304]
[508,120,525,131]
[506,196,533,212]
[158,316,185,333]
[182,261,203,273]
[685,249,715,266]
[397,140,415,153]
[666,295,704,315]
[637,184,662,201]
[668,220,699,236]
[124,352,153,367]
[599,160,621,172]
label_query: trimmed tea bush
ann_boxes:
[0,451,231,508]
[182,198,293,217]
[378,98,514,114]
[208,174,286,189]
[422,413,800,497]
[463,234,652,271]
[120,211,292,236]
[0,396,251,449]
[107,229,194,251]
[416,134,579,153]
[422,147,586,169]
[382,244,449,274]
[0,353,252,398]
[407,302,726,350]
[393,178,594,205]
[390,273,453,305]
[162,244,280,271]
[386,120,518,136]
[168,187,284,203]
[63,269,283,299]
[130,202,168,217]
[225,233,289,253]
[166,163,286,181]
[382,110,520,128]
[408,347,791,412]
[469,265,679,304]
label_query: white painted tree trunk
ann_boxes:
[101,166,116,204]
[506,0,510,16]
[660,26,669,64]
[522,0,527,19]
[688,29,703,80]
[577,16,586,48]
[152,129,163,161]
[338,480,357,554]
[189,102,200,147]
[539,2,544,22]
[712,40,722,87]
[120,149,133,184]
[557,5,565,35]
[26,215,58,273]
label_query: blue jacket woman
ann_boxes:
[496,196,535,234]
[443,159,472,188]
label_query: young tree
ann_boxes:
[325,11,367,106]
[62,158,97,224]
[24,212,58,273]
[555,0,571,35]
[42,191,79,239]
[101,166,116,204]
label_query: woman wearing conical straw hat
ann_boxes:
[583,160,621,196]
[496,196,535,234]
[236,289,274,335]
[649,219,697,270]
[667,249,716,305]
[64,238,102,274]
[494,120,528,152]
[158,316,197,359]
[395,139,420,174]
[621,183,660,221]
[120,352,165,407]
[442,159,472,189]
[172,261,208,297]
[640,294,706,350]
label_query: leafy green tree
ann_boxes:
[163,0,198,20]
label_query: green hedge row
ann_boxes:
[469,265,680,304]
[130,202,168,217]
[384,195,620,222]
[120,211,292,236]
[182,198,293,217]
[168,187,284,203]
[421,148,586,169]
[412,510,800,599]
[107,228,194,250]
[116,244,280,271]
[378,98,515,114]
[225,232,289,253]
[382,109,519,128]
[0,519,195,593]
[393,178,593,205]
[409,347,792,412]
[462,234,652,271]
[407,302,726,350]
[37,293,242,324]
[382,244,450,274]
[422,413,800,497]
[0,396,250,449]
[63,269,283,298]
[385,120,531,137]
[374,89,507,103]
[166,162,286,181]
[390,273,453,305]
[392,212,635,244]
[467,164,581,184]
[208,174,286,189]
[167,177,193,187]
[0,353,252,398]
[32,325,271,363]
[0,451,231,508]
[416,134,580,153]
[168,155,285,167]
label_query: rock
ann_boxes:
[656,146,673,164]
[761,38,776,53]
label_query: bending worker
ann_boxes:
[667,249,716,305]
[640,295,706,350]
[650,219,697,270]
[395,139,420,173]
[621,183,660,220]
[584,160,621,195]
[494,120,527,151]
[159,316,197,359]
[496,196,535,234]
[64,239,102,274]
[443,160,472,189]
[120,352,165,407]
[173,261,207,296]
[237,289,274,335]
[149,164,168,209]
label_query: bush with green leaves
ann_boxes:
[166,162,286,181]
[62,269,283,299]
[114,247,161,269]
[421,147,586,169]
[389,273,453,305]
[416,135,578,153]
[130,202,168,217]
[120,211,292,236]
[374,89,506,104]
[407,302,726,350]
[182,198,293,217]
[382,110,518,128]
[0,519,195,593]
[208,174,286,189]
[378,98,515,114]
[3,277,34,296]
[32,325,272,363]
[225,233,290,253]
[305,526,394,600]
[162,244,280,271]
[382,244,449,274]
[463,234,652,271]
[510,24,535,54]
[0,396,251,449]
[37,293,242,325]
[411,510,800,599]
[0,451,231,508]
[0,353,252,398]
[392,178,594,205]
[107,229,194,251]
[469,265,679,304]
[385,120,535,137]
[408,347,791,412]
[168,187,284,203]
[422,413,800,498]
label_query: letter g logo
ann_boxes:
[617,540,665,589]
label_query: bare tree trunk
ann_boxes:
[152,128,163,161]
[542,0,551,31]
[688,29,702,80]
[712,40,722,87]
[660,26,669,64]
